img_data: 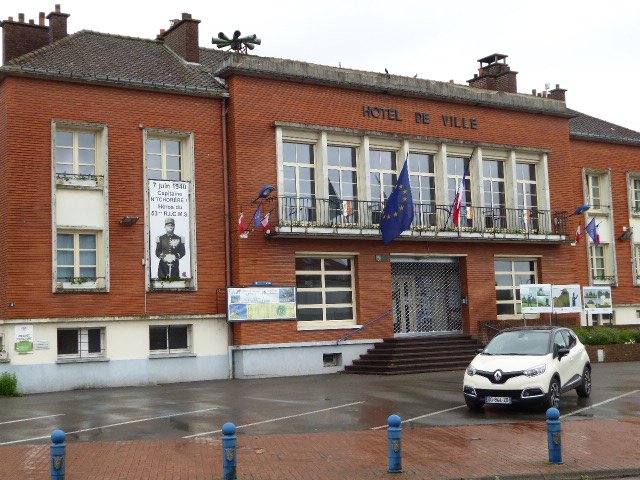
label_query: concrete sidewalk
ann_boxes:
[3,418,640,479]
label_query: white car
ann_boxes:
[463,326,591,410]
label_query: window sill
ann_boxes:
[151,279,194,291]
[56,357,109,364]
[0,358,10,363]
[149,352,195,359]
[297,321,359,331]
[55,177,104,189]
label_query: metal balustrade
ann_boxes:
[274,195,569,239]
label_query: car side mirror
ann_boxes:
[558,347,570,359]
[476,347,484,354]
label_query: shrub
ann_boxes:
[575,327,640,346]
[0,371,21,396]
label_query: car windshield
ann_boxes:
[483,330,550,356]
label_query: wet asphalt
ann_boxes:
[1,362,638,445]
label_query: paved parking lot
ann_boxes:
[1,362,638,445]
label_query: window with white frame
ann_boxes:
[55,130,97,177]
[495,259,537,316]
[56,232,101,285]
[482,159,506,229]
[516,162,539,231]
[57,327,105,358]
[447,156,472,227]
[146,137,183,180]
[635,244,640,283]
[282,142,316,222]
[296,257,355,325]
[589,244,608,281]
[370,150,397,223]
[149,325,191,354]
[587,174,603,210]
[327,145,358,222]
[409,152,435,228]
[631,177,640,214]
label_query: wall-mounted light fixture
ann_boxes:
[619,226,633,241]
[120,216,139,226]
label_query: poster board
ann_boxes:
[149,180,191,280]
[551,284,582,313]
[583,286,613,314]
[520,284,552,314]
[227,287,296,321]
[15,325,34,353]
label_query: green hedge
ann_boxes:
[0,371,21,396]
[575,327,640,346]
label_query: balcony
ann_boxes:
[273,196,569,243]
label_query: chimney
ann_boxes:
[1,4,70,64]
[158,12,201,63]
[46,4,69,44]
[548,84,567,102]
[467,53,518,93]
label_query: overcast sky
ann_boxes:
[3,1,640,132]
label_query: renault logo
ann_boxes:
[493,370,503,382]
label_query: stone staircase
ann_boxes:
[344,335,483,375]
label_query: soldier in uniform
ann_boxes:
[155,217,186,279]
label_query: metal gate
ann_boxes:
[392,259,463,335]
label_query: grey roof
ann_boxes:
[568,109,640,146]
[2,30,228,97]
[210,53,573,118]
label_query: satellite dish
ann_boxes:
[544,82,551,90]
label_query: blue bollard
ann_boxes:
[546,407,563,464]
[50,429,66,480]
[221,422,237,480]
[387,414,403,473]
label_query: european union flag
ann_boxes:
[380,159,414,245]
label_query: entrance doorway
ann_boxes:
[392,258,463,335]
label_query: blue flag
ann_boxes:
[380,159,414,245]
[585,218,600,245]
[253,205,263,228]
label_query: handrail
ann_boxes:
[336,309,393,345]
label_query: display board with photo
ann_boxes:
[520,284,552,313]
[551,284,582,313]
[583,286,613,314]
[149,180,191,280]
[227,287,297,321]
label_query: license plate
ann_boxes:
[485,396,512,404]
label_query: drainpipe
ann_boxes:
[221,96,235,379]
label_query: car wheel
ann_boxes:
[576,366,592,398]
[465,398,485,410]
[545,378,561,409]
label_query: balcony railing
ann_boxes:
[274,196,569,241]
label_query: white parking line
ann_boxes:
[0,414,65,425]
[561,389,640,419]
[370,404,468,430]
[183,401,365,438]
[0,407,219,446]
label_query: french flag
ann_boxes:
[453,168,468,227]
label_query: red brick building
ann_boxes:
[0,6,638,391]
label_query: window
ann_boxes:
[370,150,397,224]
[296,257,355,325]
[56,232,99,284]
[495,259,537,316]
[146,138,183,180]
[632,178,640,214]
[57,328,104,358]
[283,142,316,222]
[635,245,640,283]
[483,159,506,229]
[516,162,539,231]
[55,130,96,177]
[149,325,191,354]
[587,174,602,209]
[447,156,472,227]
[328,146,358,222]
[409,152,435,228]
[590,244,608,281]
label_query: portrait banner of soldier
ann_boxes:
[149,180,191,280]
